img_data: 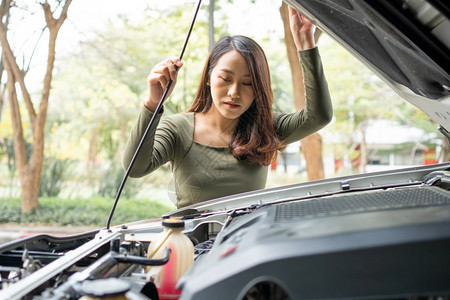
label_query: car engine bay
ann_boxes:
[1,164,450,299]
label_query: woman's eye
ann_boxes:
[242,82,252,86]
[220,76,230,82]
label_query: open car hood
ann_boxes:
[286,0,450,133]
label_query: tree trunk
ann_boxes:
[359,121,368,173]
[301,133,325,180]
[0,59,4,122]
[4,60,39,211]
[20,167,41,211]
[209,0,215,51]
[280,2,325,181]
[0,0,73,212]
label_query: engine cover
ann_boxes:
[179,186,450,299]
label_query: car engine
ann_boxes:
[1,164,450,299]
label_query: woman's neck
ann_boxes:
[204,110,238,135]
[194,111,238,147]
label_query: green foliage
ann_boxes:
[0,136,16,175]
[38,1,293,203]
[0,197,174,227]
[97,164,139,199]
[260,36,294,114]
[3,0,441,204]
[48,4,225,164]
[39,156,73,197]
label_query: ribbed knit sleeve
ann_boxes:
[274,47,333,145]
[123,106,173,177]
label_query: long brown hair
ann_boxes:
[188,35,284,166]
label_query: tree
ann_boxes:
[208,0,215,50]
[0,0,72,212]
[49,4,216,178]
[279,2,325,181]
[0,58,4,121]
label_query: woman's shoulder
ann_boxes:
[164,111,194,121]
[162,111,194,126]
[160,112,195,159]
[160,112,195,142]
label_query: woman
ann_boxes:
[123,7,332,208]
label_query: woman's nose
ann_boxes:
[228,83,240,99]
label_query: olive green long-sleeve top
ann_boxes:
[124,47,332,208]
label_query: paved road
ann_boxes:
[0,224,97,245]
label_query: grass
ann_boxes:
[0,196,176,227]
[0,167,308,228]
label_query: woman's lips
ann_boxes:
[224,101,240,108]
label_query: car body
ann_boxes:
[1,0,450,299]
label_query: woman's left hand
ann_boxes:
[289,6,316,50]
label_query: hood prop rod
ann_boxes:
[106,0,203,230]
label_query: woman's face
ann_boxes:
[208,50,255,121]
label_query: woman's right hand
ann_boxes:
[145,57,183,112]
